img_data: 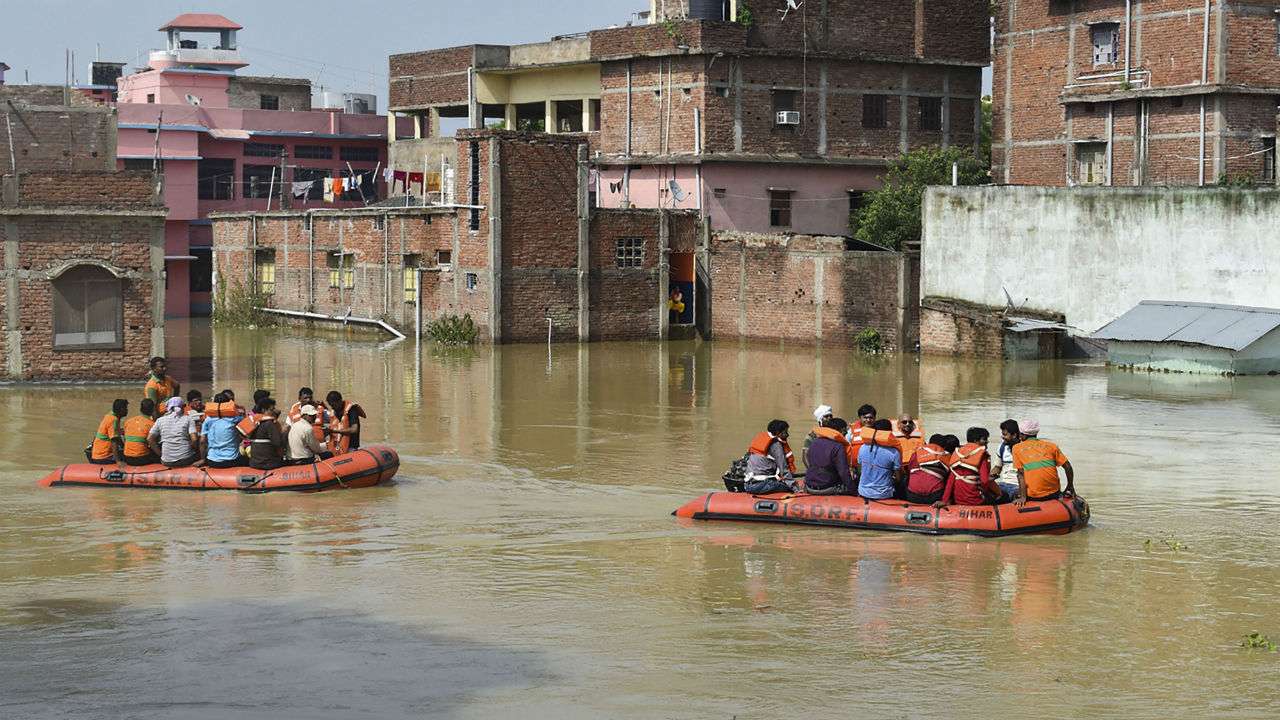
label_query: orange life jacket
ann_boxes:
[289,402,332,446]
[121,416,155,458]
[204,402,244,419]
[949,443,989,484]
[747,431,796,475]
[90,413,123,461]
[891,418,924,440]
[859,426,900,449]
[912,443,950,480]
[328,401,363,455]
[236,413,262,438]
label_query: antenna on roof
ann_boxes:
[185,94,202,106]
[779,0,803,21]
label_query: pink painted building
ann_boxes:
[115,14,397,317]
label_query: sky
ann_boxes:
[3,1,992,104]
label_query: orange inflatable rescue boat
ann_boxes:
[38,446,399,493]
[674,491,1089,537]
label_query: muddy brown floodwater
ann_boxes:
[2,320,1279,719]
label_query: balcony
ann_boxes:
[1063,68,1151,98]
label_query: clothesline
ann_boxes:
[1171,145,1274,163]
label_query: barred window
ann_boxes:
[862,95,888,129]
[327,253,354,289]
[242,165,281,200]
[403,254,420,303]
[919,97,943,132]
[255,249,276,295]
[53,266,122,350]
[244,143,284,158]
[769,190,793,227]
[293,145,333,160]
[259,94,279,111]
[340,146,379,163]
[615,237,645,269]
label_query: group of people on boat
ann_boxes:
[86,357,366,471]
[741,403,1075,507]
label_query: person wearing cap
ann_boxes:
[148,397,200,468]
[801,404,835,470]
[1011,419,1074,506]
[287,404,332,465]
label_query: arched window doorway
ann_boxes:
[52,265,123,350]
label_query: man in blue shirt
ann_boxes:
[857,419,902,500]
[200,392,245,468]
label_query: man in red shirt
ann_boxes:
[936,427,1007,506]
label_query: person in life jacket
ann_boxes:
[847,403,878,466]
[121,399,161,466]
[905,434,958,505]
[287,387,332,450]
[143,357,180,416]
[743,419,798,494]
[800,404,835,470]
[857,419,903,500]
[325,391,366,454]
[87,399,129,465]
[804,416,854,496]
[235,391,274,444]
[937,427,1010,507]
[893,414,925,466]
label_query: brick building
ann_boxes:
[211,131,701,343]
[994,0,1280,186]
[386,0,988,238]
[1,87,166,381]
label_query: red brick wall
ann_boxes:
[587,209,698,340]
[919,304,1005,359]
[15,170,155,207]
[389,46,475,109]
[4,214,160,381]
[708,231,903,348]
[3,104,116,174]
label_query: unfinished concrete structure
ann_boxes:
[387,0,988,238]
[993,0,1280,187]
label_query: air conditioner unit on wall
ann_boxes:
[776,111,801,125]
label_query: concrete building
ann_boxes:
[386,0,988,238]
[993,0,1280,187]
[113,13,399,318]
[919,184,1280,358]
[1,85,166,381]
[1093,301,1280,375]
[211,131,702,343]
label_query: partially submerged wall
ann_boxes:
[923,186,1280,334]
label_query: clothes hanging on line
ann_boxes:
[291,181,314,198]
[408,172,424,191]
[393,170,407,193]
[383,167,395,183]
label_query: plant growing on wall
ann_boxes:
[736,3,755,28]
[212,281,276,328]
[426,314,479,345]
[855,328,884,355]
[852,146,989,250]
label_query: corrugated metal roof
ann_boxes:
[1092,301,1280,351]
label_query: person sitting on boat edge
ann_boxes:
[201,392,246,469]
[905,434,956,505]
[804,416,853,496]
[121,399,161,467]
[325,391,365,453]
[185,390,206,434]
[87,399,128,465]
[893,414,924,467]
[149,397,201,468]
[743,419,798,494]
[989,419,1021,486]
[288,404,334,465]
[936,427,1011,507]
[249,402,288,471]
[1011,419,1074,507]
[800,404,835,470]
[857,419,902,501]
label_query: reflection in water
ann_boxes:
[1,323,1278,718]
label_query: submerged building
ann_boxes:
[1093,301,1280,375]
[112,13,397,318]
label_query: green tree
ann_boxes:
[852,146,989,250]
[979,95,993,166]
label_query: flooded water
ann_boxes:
[2,320,1279,719]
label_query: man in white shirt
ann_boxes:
[287,405,331,464]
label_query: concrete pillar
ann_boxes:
[388,113,397,142]
[577,144,590,342]
[899,68,910,153]
[817,63,828,155]
[505,104,517,131]
[582,99,593,134]
[488,137,503,343]
[413,113,423,140]
[150,217,166,358]
[658,211,670,340]
[3,219,20,379]
[545,100,556,134]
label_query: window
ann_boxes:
[255,249,276,295]
[772,89,797,114]
[919,97,943,131]
[1264,137,1277,182]
[469,141,481,232]
[244,143,284,158]
[436,250,453,269]
[52,266,122,350]
[1091,23,1119,66]
[146,94,155,104]
[190,249,213,293]
[293,145,333,160]
[615,237,645,269]
[242,165,281,200]
[848,190,865,215]
[1075,142,1108,185]
[589,99,601,131]
[862,95,888,129]
[122,159,154,172]
[327,253,354,289]
[197,158,235,200]
[769,190,793,227]
[465,272,479,292]
[340,146,379,163]
[260,94,279,110]
[403,254,420,303]
[715,86,730,98]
